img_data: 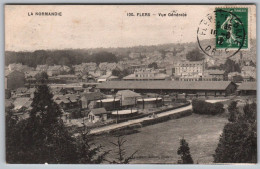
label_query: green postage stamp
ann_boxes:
[215,8,248,49]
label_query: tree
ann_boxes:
[6,72,78,163]
[76,125,109,164]
[220,58,241,73]
[214,102,257,163]
[177,138,194,164]
[186,49,204,61]
[232,75,243,82]
[112,69,121,77]
[148,62,158,69]
[109,136,138,164]
[228,101,238,122]
[112,69,130,79]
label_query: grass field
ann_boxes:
[93,113,228,164]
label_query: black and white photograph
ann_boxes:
[4,4,257,164]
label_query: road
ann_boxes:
[89,104,192,134]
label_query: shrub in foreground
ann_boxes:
[192,99,224,115]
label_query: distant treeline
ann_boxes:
[5,50,118,67]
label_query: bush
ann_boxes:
[192,99,224,115]
[214,121,257,163]
[70,110,83,119]
[177,138,194,164]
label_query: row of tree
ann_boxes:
[5,50,118,67]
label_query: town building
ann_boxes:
[97,81,237,96]
[228,72,242,81]
[203,70,225,81]
[81,92,106,109]
[116,90,141,108]
[36,65,49,72]
[137,97,163,109]
[8,63,32,72]
[173,60,205,77]
[25,70,40,79]
[99,62,117,72]
[88,108,109,123]
[53,94,81,111]
[123,68,169,81]
[97,74,119,83]
[5,70,26,90]
[96,98,121,111]
[13,97,32,111]
[237,82,257,95]
[128,64,147,73]
[241,66,256,81]
[56,74,79,83]
[47,65,63,76]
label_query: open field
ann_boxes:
[93,113,228,164]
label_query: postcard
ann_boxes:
[5,4,256,164]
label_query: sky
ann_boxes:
[5,5,256,51]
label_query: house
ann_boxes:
[204,70,225,81]
[25,70,40,79]
[28,88,36,98]
[62,65,71,72]
[5,70,25,90]
[99,62,117,72]
[13,97,32,111]
[116,90,141,107]
[228,72,242,81]
[241,66,256,81]
[47,65,62,76]
[81,92,106,109]
[54,95,71,110]
[54,94,81,110]
[88,108,109,123]
[97,74,119,83]
[56,74,79,83]
[97,81,237,96]
[8,63,32,72]
[73,64,85,76]
[14,87,30,98]
[173,60,205,76]
[36,65,49,72]
[166,64,175,76]
[123,68,169,81]
[82,74,96,83]
[237,82,257,95]
[128,64,147,73]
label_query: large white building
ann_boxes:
[123,68,169,81]
[173,60,205,77]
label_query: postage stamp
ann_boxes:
[215,8,248,49]
[197,7,249,58]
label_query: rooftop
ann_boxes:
[90,108,107,115]
[81,92,106,101]
[116,90,141,98]
[123,73,169,80]
[97,81,236,91]
[237,82,257,91]
[205,69,225,75]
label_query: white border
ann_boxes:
[0,1,259,169]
